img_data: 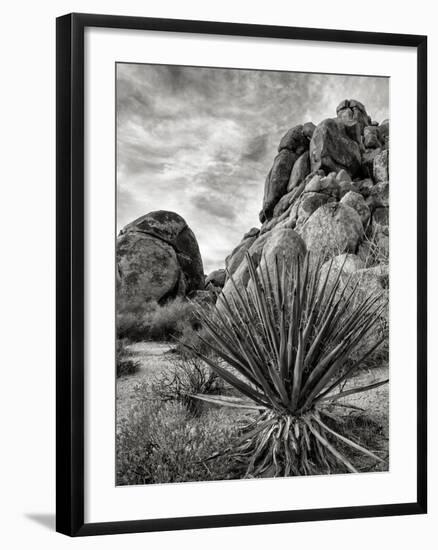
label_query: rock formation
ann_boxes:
[205,269,226,289]
[117,100,389,329]
[221,99,389,322]
[117,210,204,305]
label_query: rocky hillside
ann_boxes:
[221,99,388,296]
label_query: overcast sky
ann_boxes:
[117,64,388,273]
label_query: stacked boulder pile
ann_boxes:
[222,99,389,347]
[117,98,389,353]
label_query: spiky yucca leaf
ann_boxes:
[187,252,388,477]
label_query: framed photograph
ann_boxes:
[56,13,427,536]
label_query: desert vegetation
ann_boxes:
[116,252,388,484]
[117,297,200,342]
[185,252,387,476]
[116,338,140,378]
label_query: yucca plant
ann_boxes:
[186,252,388,477]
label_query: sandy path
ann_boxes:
[116,342,175,423]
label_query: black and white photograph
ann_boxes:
[0,2,431,546]
[115,64,390,485]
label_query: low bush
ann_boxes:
[173,324,212,357]
[148,298,200,340]
[116,339,140,378]
[117,297,201,342]
[151,355,224,415]
[116,397,243,485]
[117,311,149,341]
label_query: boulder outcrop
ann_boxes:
[117,210,204,305]
[299,202,363,257]
[225,230,259,277]
[205,269,226,289]
[287,151,310,192]
[309,118,362,177]
[260,149,297,222]
[340,191,371,227]
[258,100,389,234]
[232,99,389,312]
[219,99,388,362]
[220,227,306,304]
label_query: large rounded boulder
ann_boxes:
[295,192,330,229]
[220,227,306,306]
[260,149,297,222]
[259,228,307,280]
[318,253,365,289]
[318,257,388,359]
[117,210,204,304]
[299,202,363,257]
[117,232,182,303]
[278,124,308,154]
[336,99,370,134]
[225,229,260,277]
[340,191,371,227]
[205,269,226,289]
[287,151,310,192]
[309,118,362,177]
[348,265,389,358]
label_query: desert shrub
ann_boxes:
[147,298,199,340]
[117,311,149,341]
[151,355,224,415]
[116,295,156,340]
[116,339,140,378]
[116,398,243,485]
[187,252,389,477]
[117,297,201,342]
[173,324,213,357]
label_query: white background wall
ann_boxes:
[0,1,435,547]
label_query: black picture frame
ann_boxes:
[56,12,428,537]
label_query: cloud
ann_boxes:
[241,134,269,162]
[117,63,389,272]
[192,195,237,222]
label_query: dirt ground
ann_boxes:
[334,365,389,438]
